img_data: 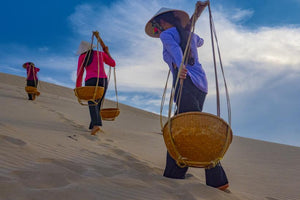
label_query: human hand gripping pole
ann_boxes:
[176,1,209,100]
[161,0,211,123]
[195,0,209,18]
[167,1,210,166]
[92,31,112,59]
[179,0,209,83]
[185,1,209,31]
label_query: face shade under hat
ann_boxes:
[145,8,189,38]
[151,19,164,35]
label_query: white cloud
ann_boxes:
[0,43,78,72]
[1,0,299,146]
[68,0,300,99]
[2,0,300,103]
[71,70,77,83]
[230,8,254,22]
[38,47,49,52]
[40,76,73,88]
[0,65,24,75]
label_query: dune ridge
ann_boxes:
[0,72,299,200]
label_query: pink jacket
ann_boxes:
[26,64,40,81]
[76,51,116,87]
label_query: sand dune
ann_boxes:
[0,72,299,200]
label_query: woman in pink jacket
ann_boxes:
[76,41,116,135]
[23,62,40,100]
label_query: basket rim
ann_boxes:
[163,111,232,131]
[74,86,105,91]
[101,108,120,112]
[74,86,104,99]
[25,86,38,92]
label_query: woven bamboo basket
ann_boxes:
[163,112,233,168]
[74,86,104,100]
[25,86,40,96]
[100,108,120,121]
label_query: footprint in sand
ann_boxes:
[67,134,78,141]
[265,197,280,200]
[0,135,26,146]
[0,175,12,182]
[13,158,87,189]
[105,138,114,143]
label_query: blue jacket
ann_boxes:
[160,27,208,93]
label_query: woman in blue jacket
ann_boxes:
[145,1,229,191]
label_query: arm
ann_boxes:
[93,31,112,58]
[76,55,85,87]
[102,52,116,67]
[160,31,183,69]
[185,1,209,30]
[196,34,204,47]
[160,31,188,80]
[195,1,209,19]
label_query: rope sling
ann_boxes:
[24,63,40,99]
[93,32,120,121]
[74,31,105,106]
[160,2,233,169]
[100,66,120,121]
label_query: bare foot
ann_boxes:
[91,126,100,135]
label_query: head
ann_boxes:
[152,11,179,32]
[153,12,195,65]
[23,62,35,68]
[145,8,189,38]
[77,41,95,67]
[77,41,94,55]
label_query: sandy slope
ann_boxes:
[0,72,299,200]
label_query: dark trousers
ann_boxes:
[163,76,229,188]
[27,80,38,100]
[85,78,107,128]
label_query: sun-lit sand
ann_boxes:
[0,72,299,200]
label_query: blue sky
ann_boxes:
[0,0,300,147]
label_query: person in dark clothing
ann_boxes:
[76,41,116,135]
[145,1,229,191]
[23,62,40,100]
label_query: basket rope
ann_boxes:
[100,66,119,110]
[97,33,119,112]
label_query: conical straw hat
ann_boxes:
[76,41,96,55]
[22,62,35,68]
[145,7,190,38]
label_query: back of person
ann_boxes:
[25,63,40,81]
[23,62,40,100]
[75,40,116,136]
[160,27,208,93]
[76,50,115,88]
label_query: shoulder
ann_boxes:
[100,51,108,58]
[160,27,178,41]
[94,50,106,57]
[78,53,85,59]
